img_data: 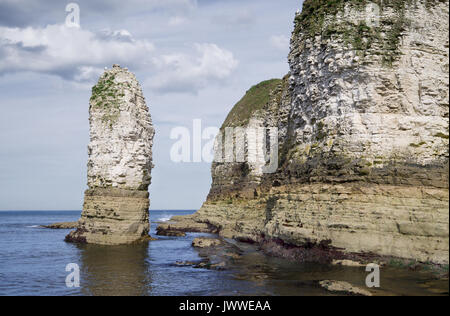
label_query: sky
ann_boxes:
[0,0,303,210]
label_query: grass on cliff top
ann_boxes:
[222,79,282,129]
[294,0,447,66]
[90,72,124,128]
[295,0,441,33]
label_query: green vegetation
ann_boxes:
[435,132,449,139]
[315,121,327,141]
[409,141,427,148]
[388,258,449,277]
[388,259,417,268]
[278,135,299,167]
[91,74,116,98]
[295,0,367,37]
[293,0,438,66]
[90,72,125,127]
[222,79,282,129]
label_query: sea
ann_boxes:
[0,210,447,296]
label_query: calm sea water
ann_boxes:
[0,211,447,296]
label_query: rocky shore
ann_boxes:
[41,222,78,229]
[158,0,449,265]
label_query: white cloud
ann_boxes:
[0,24,155,81]
[270,35,290,51]
[0,24,238,93]
[73,66,104,82]
[148,43,238,94]
[168,16,188,27]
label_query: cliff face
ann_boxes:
[161,0,449,263]
[207,78,290,200]
[67,64,155,245]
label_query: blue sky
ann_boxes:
[0,0,303,210]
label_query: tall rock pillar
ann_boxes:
[66,64,155,245]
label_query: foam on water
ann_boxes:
[155,214,173,222]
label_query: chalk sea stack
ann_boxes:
[66,64,155,245]
[159,0,449,263]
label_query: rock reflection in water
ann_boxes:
[76,243,151,296]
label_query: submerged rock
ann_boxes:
[175,261,199,266]
[41,222,78,229]
[66,64,155,245]
[192,237,223,248]
[319,280,372,297]
[157,229,186,237]
[332,260,364,268]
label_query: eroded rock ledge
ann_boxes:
[41,222,78,229]
[159,0,449,264]
[66,65,154,245]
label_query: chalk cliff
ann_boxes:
[67,64,155,245]
[159,0,449,264]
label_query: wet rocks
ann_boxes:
[319,280,372,297]
[41,222,78,229]
[157,229,186,237]
[157,216,217,235]
[174,259,227,271]
[192,237,222,248]
[194,261,226,271]
[332,260,364,268]
[175,261,199,267]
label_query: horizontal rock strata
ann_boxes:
[67,65,154,245]
[160,0,449,264]
[66,188,151,244]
